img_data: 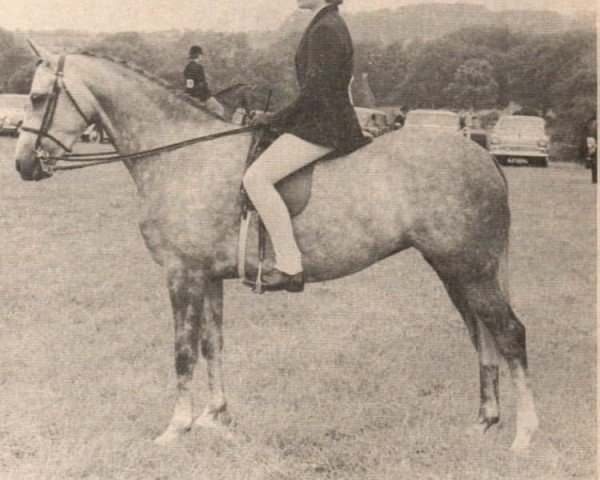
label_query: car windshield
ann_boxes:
[406,112,459,129]
[0,95,28,110]
[495,116,545,133]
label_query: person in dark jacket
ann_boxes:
[586,116,597,184]
[243,0,369,292]
[183,45,225,116]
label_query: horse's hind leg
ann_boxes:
[442,278,501,431]
[443,273,538,450]
[155,267,204,444]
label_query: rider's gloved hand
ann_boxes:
[249,112,273,127]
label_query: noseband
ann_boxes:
[20,54,93,172]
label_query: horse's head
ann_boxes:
[15,43,98,181]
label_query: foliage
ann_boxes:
[0,28,34,93]
[0,24,595,156]
[443,59,499,110]
[505,31,595,115]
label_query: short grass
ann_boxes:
[0,139,596,479]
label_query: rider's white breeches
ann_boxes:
[243,133,332,275]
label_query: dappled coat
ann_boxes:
[271,4,368,153]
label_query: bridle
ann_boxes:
[20,54,256,175]
[20,54,97,173]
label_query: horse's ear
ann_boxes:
[26,39,54,64]
[27,39,42,58]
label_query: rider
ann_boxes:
[183,45,225,117]
[243,0,369,292]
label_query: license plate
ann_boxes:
[507,157,529,165]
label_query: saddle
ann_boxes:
[238,128,365,292]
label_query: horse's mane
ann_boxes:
[215,83,265,96]
[77,50,223,120]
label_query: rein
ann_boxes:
[22,54,257,174]
[51,125,257,171]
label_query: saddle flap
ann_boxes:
[276,164,315,218]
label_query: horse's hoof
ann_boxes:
[464,417,501,437]
[480,415,500,433]
[194,404,231,428]
[510,435,532,453]
[194,415,235,439]
[154,430,182,445]
[511,411,538,452]
[216,409,233,427]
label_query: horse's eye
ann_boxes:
[30,93,48,106]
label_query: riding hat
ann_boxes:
[189,45,204,58]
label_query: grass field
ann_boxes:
[0,137,596,479]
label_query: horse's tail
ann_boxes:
[498,236,511,302]
[494,150,510,300]
[491,152,508,188]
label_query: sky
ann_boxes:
[1,0,595,33]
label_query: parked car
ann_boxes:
[354,107,390,138]
[489,115,549,167]
[461,114,489,149]
[0,94,28,137]
[403,109,461,133]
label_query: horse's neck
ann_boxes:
[76,56,233,183]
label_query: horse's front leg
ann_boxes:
[155,267,204,445]
[194,278,231,428]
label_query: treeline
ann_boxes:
[356,27,596,147]
[1,25,595,151]
[0,29,36,94]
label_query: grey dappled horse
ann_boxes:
[14,49,538,450]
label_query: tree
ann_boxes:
[0,28,34,93]
[6,63,36,94]
[444,58,499,109]
[85,32,160,71]
[506,31,595,115]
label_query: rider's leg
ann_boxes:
[243,134,332,275]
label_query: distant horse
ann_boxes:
[214,83,274,119]
[14,49,538,450]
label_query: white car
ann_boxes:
[403,109,461,133]
[489,115,549,167]
[0,94,28,137]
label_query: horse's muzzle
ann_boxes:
[16,155,51,181]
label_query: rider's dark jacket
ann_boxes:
[183,60,211,101]
[271,5,368,153]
